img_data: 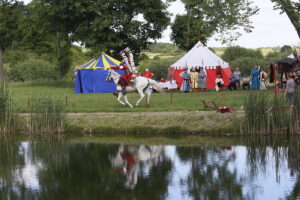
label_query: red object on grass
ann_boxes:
[217,106,232,113]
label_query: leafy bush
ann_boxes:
[143,57,178,80]
[146,43,184,55]
[280,45,293,54]
[230,57,266,75]
[8,59,57,81]
[222,46,263,63]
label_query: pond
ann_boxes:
[0,136,300,200]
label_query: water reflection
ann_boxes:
[0,137,300,200]
[110,145,164,189]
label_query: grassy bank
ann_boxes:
[11,84,278,112]
[16,111,238,135]
[65,111,238,134]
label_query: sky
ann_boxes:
[21,0,299,48]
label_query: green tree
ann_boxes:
[229,57,266,75]
[0,0,24,80]
[69,0,171,59]
[170,0,259,50]
[271,0,300,39]
[146,57,178,80]
[280,45,293,54]
[222,46,263,63]
[22,0,73,78]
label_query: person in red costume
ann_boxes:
[134,71,140,77]
[143,69,153,79]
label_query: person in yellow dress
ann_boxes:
[190,68,198,92]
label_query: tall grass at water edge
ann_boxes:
[243,88,300,134]
[29,97,65,133]
[0,81,18,133]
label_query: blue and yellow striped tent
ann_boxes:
[75,53,124,94]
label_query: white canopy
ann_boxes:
[287,53,300,59]
[170,41,229,69]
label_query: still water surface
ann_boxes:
[0,136,300,200]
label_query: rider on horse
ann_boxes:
[118,48,137,91]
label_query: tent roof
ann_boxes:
[81,53,121,70]
[80,59,97,69]
[171,41,229,69]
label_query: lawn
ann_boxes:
[11,83,278,113]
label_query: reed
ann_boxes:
[292,85,300,131]
[29,96,65,133]
[244,91,269,134]
[243,90,300,135]
[0,80,18,133]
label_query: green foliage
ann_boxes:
[230,57,266,75]
[222,46,263,63]
[0,1,24,51]
[139,57,178,80]
[59,0,171,57]
[280,45,293,53]
[146,43,184,55]
[0,0,25,78]
[70,46,92,68]
[8,59,57,81]
[170,0,259,49]
[264,51,291,64]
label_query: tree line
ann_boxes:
[0,0,299,81]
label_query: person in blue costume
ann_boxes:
[180,68,191,92]
[251,66,260,89]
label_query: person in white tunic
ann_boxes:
[215,74,224,92]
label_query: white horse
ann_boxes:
[105,70,163,108]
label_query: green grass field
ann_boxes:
[11,84,279,113]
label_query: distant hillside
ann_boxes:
[143,43,279,58]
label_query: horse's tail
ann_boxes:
[148,79,165,92]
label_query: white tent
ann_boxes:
[169,41,232,89]
[170,41,229,69]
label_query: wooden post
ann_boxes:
[65,96,68,106]
[27,99,30,108]
[170,90,173,104]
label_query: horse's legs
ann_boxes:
[117,92,126,106]
[123,94,133,108]
[146,89,152,105]
[135,87,145,106]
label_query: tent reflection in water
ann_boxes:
[74,53,125,93]
[169,41,232,89]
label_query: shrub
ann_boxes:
[222,46,263,63]
[145,57,178,80]
[229,57,266,75]
[8,59,57,81]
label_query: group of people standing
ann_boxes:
[180,67,207,92]
[179,66,268,92]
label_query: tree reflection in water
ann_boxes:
[176,146,245,200]
[0,136,300,200]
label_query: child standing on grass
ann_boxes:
[285,73,295,107]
